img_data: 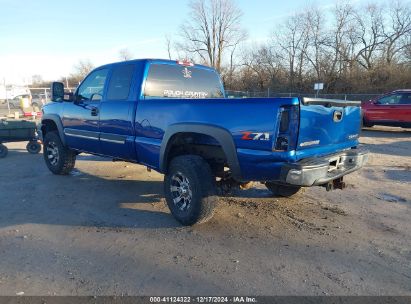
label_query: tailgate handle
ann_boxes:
[333,110,343,122]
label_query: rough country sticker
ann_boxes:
[241,132,270,141]
[163,90,208,99]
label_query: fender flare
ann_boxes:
[41,114,66,145]
[159,123,242,180]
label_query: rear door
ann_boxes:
[397,93,411,123]
[99,64,136,160]
[296,98,362,160]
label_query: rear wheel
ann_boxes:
[164,155,217,226]
[265,182,301,197]
[26,141,41,154]
[0,144,8,158]
[43,131,76,175]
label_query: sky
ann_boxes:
[0,0,389,84]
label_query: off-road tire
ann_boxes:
[0,144,8,158]
[43,131,76,175]
[265,182,301,197]
[26,141,41,154]
[164,155,217,226]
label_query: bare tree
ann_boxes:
[303,7,328,81]
[165,35,173,60]
[272,12,309,91]
[352,4,385,70]
[69,59,95,84]
[382,1,411,64]
[181,0,411,94]
[177,0,247,72]
[31,74,44,85]
[405,36,411,64]
[119,48,133,61]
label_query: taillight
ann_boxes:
[274,105,299,151]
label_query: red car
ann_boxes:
[362,90,411,128]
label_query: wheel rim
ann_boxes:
[170,172,193,212]
[46,141,59,166]
[29,144,37,151]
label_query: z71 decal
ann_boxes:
[241,132,270,141]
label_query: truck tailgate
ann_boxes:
[296,98,362,160]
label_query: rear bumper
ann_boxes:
[279,147,369,186]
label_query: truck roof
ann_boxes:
[393,89,411,93]
[96,58,216,72]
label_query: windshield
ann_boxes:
[143,63,224,99]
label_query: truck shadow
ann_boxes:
[0,157,181,229]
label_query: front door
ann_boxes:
[368,93,401,123]
[62,68,109,154]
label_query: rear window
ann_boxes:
[143,63,224,99]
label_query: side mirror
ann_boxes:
[51,82,65,102]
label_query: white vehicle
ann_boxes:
[0,85,31,103]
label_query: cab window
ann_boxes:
[77,69,109,101]
[144,63,224,99]
[378,94,402,105]
[106,65,134,100]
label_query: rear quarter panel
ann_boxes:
[134,98,298,170]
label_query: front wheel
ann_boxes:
[164,155,217,226]
[0,144,8,158]
[265,182,301,197]
[43,131,76,175]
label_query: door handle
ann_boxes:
[90,107,99,116]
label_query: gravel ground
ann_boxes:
[0,126,410,296]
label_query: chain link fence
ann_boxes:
[225,90,379,101]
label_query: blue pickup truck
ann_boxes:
[41,59,368,225]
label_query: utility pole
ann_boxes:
[4,78,10,114]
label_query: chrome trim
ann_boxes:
[100,138,125,144]
[302,97,361,107]
[64,131,99,140]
